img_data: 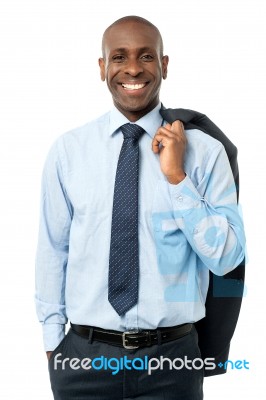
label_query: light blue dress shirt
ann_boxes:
[35,103,245,351]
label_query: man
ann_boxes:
[35,16,245,400]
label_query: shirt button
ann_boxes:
[193,228,198,234]
[177,196,183,202]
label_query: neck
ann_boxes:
[114,100,160,122]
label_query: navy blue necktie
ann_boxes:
[108,123,145,316]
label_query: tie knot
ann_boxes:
[120,123,145,141]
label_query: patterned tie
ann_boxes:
[108,123,145,316]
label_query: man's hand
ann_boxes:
[46,351,53,361]
[152,120,186,184]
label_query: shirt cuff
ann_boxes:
[167,175,202,213]
[42,323,65,352]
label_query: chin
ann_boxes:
[118,99,153,113]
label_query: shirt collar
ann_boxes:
[109,103,163,139]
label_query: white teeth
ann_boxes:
[122,83,146,90]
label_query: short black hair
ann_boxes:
[102,15,164,59]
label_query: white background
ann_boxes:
[0,0,265,398]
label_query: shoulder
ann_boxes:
[185,128,225,163]
[59,111,110,147]
[43,111,110,171]
[185,128,223,153]
[184,128,228,178]
[48,111,110,156]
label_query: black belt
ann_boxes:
[70,323,193,349]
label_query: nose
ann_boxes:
[123,58,144,76]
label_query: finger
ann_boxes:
[171,120,184,129]
[155,126,178,138]
[152,122,186,153]
[152,134,163,153]
[171,120,185,136]
[152,133,175,153]
[170,122,187,146]
[156,121,185,139]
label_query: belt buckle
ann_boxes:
[122,330,139,349]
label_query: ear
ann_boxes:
[98,58,106,81]
[162,55,169,80]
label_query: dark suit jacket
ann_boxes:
[160,105,245,377]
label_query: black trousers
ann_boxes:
[48,325,203,400]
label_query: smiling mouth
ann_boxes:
[121,83,147,90]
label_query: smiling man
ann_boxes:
[99,18,167,122]
[35,16,245,400]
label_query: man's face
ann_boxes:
[99,21,169,122]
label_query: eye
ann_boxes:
[141,54,154,61]
[112,55,125,62]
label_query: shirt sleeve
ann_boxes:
[167,143,246,276]
[35,139,73,351]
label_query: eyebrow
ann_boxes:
[110,46,155,54]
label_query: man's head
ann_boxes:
[99,16,169,122]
